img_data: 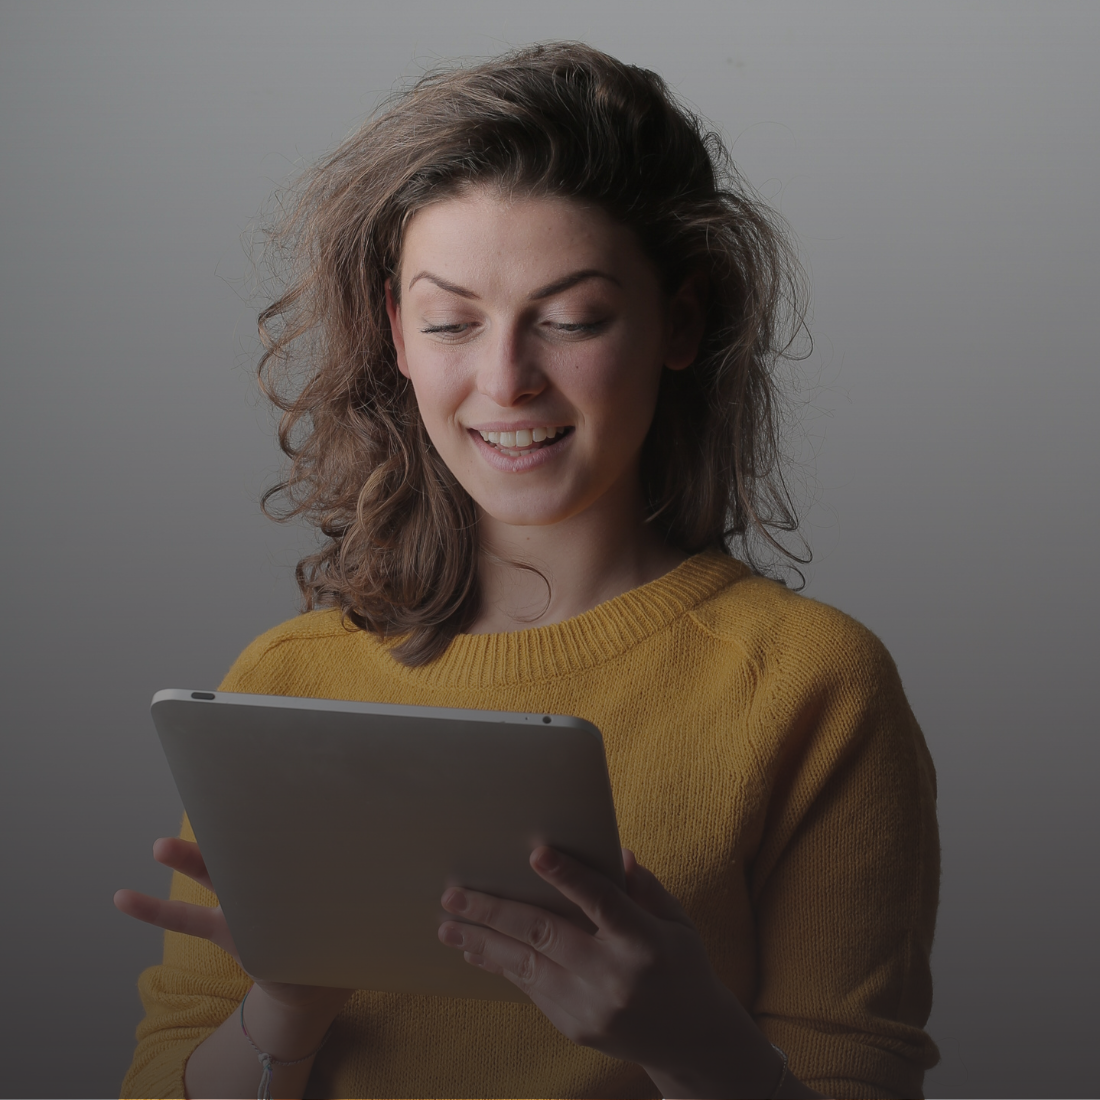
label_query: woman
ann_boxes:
[117,42,939,1099]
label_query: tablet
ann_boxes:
[151,689,624,1002]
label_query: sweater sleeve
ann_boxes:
[748,615,940,1100]
[119,638,280,1099]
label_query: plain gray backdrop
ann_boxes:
[1,2,1097,1097]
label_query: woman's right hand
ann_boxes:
[114,837,352,1015]
[117,838,352,1096]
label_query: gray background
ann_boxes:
[1,2,1096,1097]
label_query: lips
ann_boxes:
[467,425,574,468]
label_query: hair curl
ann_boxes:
[257,41,809,665]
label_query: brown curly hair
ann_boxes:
[257,41,809,666]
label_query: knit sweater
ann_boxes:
[121,552,940,1099]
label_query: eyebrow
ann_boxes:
[406,268,621,301]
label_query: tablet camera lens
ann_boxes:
[542,715,551,723]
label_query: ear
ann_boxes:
[385,280,412,379]
[663,272,707,372]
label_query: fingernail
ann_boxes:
[440,924,464,947]
[534,848,560,872]
[443,888,468,912]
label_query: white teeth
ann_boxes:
[476,426,565,450]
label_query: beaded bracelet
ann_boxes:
[768,1043,789,1099]
[239,986,331,1100]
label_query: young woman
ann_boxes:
[116,43,939,1100]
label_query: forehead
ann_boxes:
[398,189,650,295]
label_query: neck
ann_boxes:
[468,485,687,635]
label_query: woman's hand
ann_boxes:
[114,837,352,1017]
[438,847,819,1099]
[116,838,352,1096]
[114,837,235,952]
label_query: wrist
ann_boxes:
[240,984,347,1062]
[646,1042,822,1100]
[639,987,801,1099]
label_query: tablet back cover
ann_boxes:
[151,690,623,1002]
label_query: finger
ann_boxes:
[461,951,498,975]
[440,885,594,970]
[437,917,570,998]
[528,847,638,938]
[113,889,238,958]
[621,849,695,928]
[151,837,217,894]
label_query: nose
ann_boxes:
[476,324,546,407]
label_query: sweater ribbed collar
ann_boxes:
[387,551,748,689]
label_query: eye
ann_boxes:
[420,322,474,336]
[545,320,609,336]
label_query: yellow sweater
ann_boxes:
[121,552,939,1099]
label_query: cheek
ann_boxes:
[405,352,467,428]
[572,335,664,426]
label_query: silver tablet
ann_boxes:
[151,689,624,1002]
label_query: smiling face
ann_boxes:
[387,189,699,532]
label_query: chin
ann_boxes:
[472,491,581,529]
[478,506,572,528]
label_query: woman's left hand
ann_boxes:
[438,847,811,1098]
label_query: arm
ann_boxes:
[116,837,352,1099]
[433,630,937,1098]
[747,638,941,1097]
[181,981,343,1100]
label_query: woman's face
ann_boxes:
[387,189,699,530]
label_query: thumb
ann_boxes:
[621,848,695,927]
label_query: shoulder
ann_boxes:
[691,569,936,814]
[217,609,387,695]
[688,568,900,700]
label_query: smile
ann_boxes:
[475,425,571,457]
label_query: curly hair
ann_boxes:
[257,41,809,665]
